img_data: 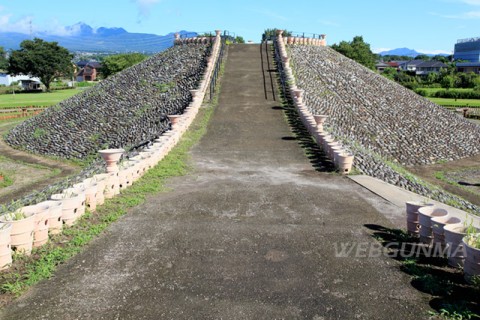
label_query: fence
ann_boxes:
[0,106,47,120]
[208,32,228,101]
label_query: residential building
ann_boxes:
[415,61,448,75]
[456,62,480,74]
[375,62,390,72]
[398,60,425,72]
[454,37,480,62]
[76,61,102,82]
[0,73,41,88]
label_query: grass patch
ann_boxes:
[420,88,474,96]
[0,172,13,188]
[0,59,225,303]
[428,97,480,107]
[0,89,82,109]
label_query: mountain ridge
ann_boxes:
[378,47,449,57]
[0,22,197,53]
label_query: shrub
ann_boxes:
[414,89,428,97]
[434,90,480,99]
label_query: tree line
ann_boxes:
[330,36,480,93]
[0,38,151,91]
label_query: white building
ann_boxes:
[0,73,41,88]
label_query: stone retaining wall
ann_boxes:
[6,43,211,159]
[275,32,480,214]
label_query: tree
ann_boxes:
[235,36,245,44]
[101,53,147,78]
[0,47,8,70]
[331,36,376,70]
[426,71,439,85]
[8,38,73,91]
[457,72,478,88]
[441,75,455,90]
[381,67,397,80]
[432,55,448,63]
[262,29,292,42]
[414,54,430,61]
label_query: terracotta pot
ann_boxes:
[322,136,334,153]
[313,114,328,126]
[168,115,181,126]
[418,206,449,245]
[444,224,468,268]
[93,173,109,205]
[118,164,132,190]
[92,174,108,206]
[336,152,354,175]
[292,89,304,103]
[190,89,199,99]
[104,172,120,199]
[51,191,86,226]
[431,216,462,247]
[41,200,63,235]
[333,148,345,165]
[74,179,98,213]
[462,235,480,282]
[67,186,87,217]
[330,145,344,164]
[405,201,434,236]
[21,204,50,248]
[327,141,341,161]
[99,149,125,173]
[0,223,12,270]
[0,210,35,255]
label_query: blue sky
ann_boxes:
[1,0,480,54]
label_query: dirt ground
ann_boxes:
[409,153,480,207]
[0,119,79,205]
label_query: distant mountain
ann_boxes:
[378,47,449,57]
[0,22,197,53]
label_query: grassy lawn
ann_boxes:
[0,89,83,108]
[421,88,473,96]
[427,97,480,107]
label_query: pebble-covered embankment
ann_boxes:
[6,43,210,159]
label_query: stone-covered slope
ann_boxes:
[289,45,480,167]
[6,43,210,159]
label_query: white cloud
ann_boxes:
[459,0,480,5]
[372,47,392,53]
[133,0,161,18]
[0,14,32,34]
[45,21,84,36]
[418,49,452,55]
[430,10,480,19]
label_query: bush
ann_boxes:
[434,89,480,99]
[414,89,428,97]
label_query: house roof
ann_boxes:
[375,62,390,67]
[387,62,399,67]
[456,62,480,67]
[76,61,102,69]
[406,60,426,66]
[416,61,448,68]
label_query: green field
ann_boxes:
[427,97,480,107]
[421,88,473,96]
[0,89,83,108]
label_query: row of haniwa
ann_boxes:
[406,201,480,283]
[0,31,223,271]
[275,31,354,174]
[174,30,222,46]
[284,35,326,46]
